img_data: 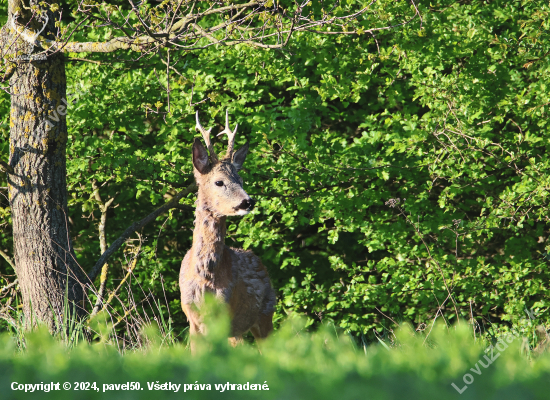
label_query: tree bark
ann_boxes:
[3,4,85,330]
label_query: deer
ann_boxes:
[179,110,276,349]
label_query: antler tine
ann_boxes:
[195,111,218,161]
[216,109,238,157]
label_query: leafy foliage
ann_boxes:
[2,0,550,345]
[1,315,550,400]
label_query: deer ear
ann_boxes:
[192,138,210,173]
[232,142,249,171]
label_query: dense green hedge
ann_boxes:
[2,0,550,343]
[2,313,550,400]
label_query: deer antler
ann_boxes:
[195,111,218,162]
[216,109,238,159]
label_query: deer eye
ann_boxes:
[215,181,224,187]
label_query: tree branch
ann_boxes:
[0,160,14,175]
[0,249,15,269]
[42,37,135,53]
[90,180,116,317]
[24,0,412,54]
[87,182,197,283]
[66,57,103,64]
[93,240,141,319]
[36,1,259,53]
[0,279,18,293]
[0,291,16,325]
[1,63,16,83]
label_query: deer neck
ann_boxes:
[191,195,227,279]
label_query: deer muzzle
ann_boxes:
[236,198,256,211]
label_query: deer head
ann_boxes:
[193,110,255,216]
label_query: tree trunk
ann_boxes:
[3,4,85,329]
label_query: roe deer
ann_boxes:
[179,110,276,347]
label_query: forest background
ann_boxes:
[1,0,550,349]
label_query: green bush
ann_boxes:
[1,310,550,400]
[2,0,550,344]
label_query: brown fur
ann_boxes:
[179,114,275,349]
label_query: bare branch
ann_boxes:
[0,160,14,175]
[0,279,18,293]
[0,249,15,269]
[87,182,197,283]
[94,238,142,319]
[19,0,418,54]
[90,180,117,317]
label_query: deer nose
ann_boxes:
[237,198,255,211]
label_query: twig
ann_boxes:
[0,249,15,269]
[0,311,16,325]
[0,293,16,325]
[375,306,399,326]
[66,57,103,64]
[0,279,18,293]
[90,180,117,317]
[390,203,461,321]
[0,160,13,174]
[189,74,208,106]
[110,292,153,331]
[112,304,137,330]
[98,239,142,316]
